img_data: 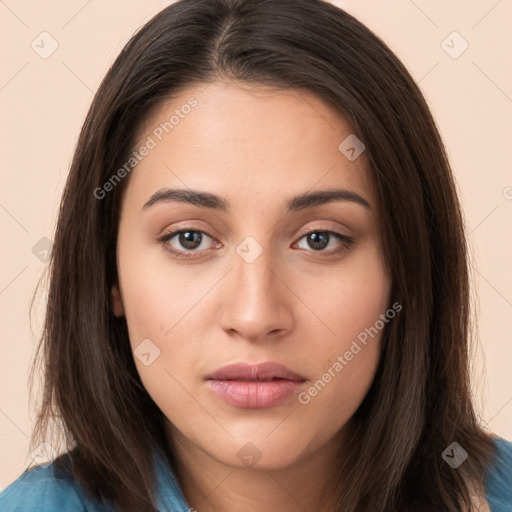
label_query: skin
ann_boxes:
[111,81,393,511]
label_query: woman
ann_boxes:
[1,0,511,510]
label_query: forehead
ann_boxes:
[124,81,377,214]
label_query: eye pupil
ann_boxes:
[308,232,329,250]
[180,231,202,250]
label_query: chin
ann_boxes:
[205,431,313,471]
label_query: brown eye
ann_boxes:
[295,230,354,254]
[158,228,219,259]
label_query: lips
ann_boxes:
[205,362,306,409]
[205,361,306,382]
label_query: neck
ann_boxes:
[165,424,348,512]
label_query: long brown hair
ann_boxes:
[28,0,499,510]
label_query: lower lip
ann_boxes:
[206,379,304,409]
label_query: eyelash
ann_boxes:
[157,226,354,260]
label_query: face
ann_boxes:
[111,81,392,470]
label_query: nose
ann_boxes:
[218,242,295,343]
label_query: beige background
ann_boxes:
[1,0,511,490]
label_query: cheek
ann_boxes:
[117,236,196,343]
[294,243,390,411]
[116,240,212,406]
[297,241,391,341]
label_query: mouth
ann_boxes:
[205,361,307,409]
[205,361,306,382]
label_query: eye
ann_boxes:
[294,229,354,255]
[157,228,219,259]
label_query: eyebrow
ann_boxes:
[142,187,371,212]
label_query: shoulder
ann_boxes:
[485,436,512,512]
[0,459,114,512]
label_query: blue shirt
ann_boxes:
[1,437,511,511]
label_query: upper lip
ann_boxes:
[206,362,306,382]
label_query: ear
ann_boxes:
[110,284,125,317]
